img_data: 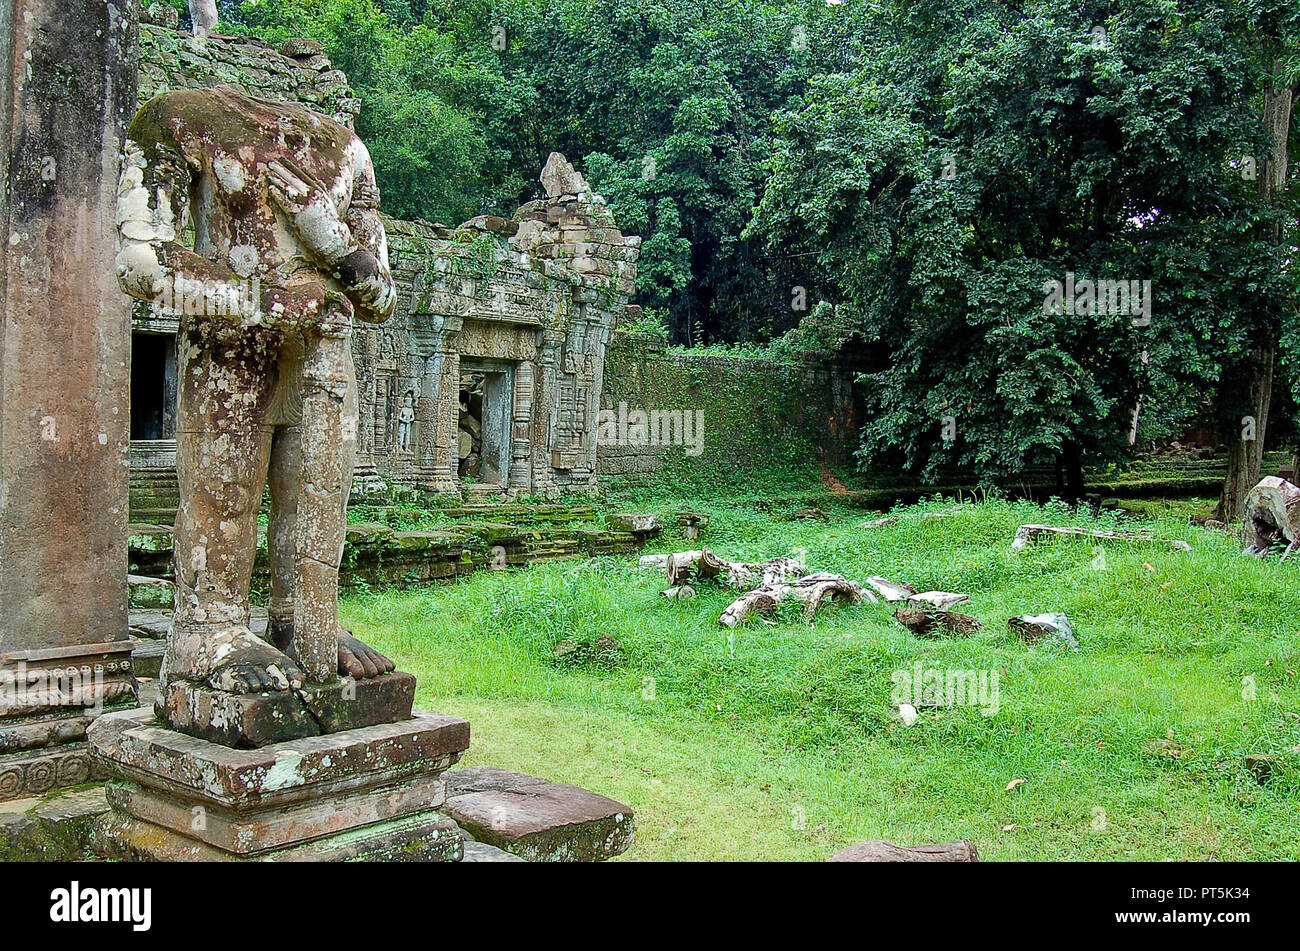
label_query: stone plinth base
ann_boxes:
[88,707,470,861]
[0,641,138,801]
[158,671,417,747]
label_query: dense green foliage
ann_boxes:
[206,0,1296,487]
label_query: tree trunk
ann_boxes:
[1218,63,1291,523]
[189,0,218,33]
[1219,342,1275,522]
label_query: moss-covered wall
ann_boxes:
[597,335,860,492]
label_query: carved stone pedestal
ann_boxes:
[0,642,138,801]
[158,671,417,748]
[87,706,470,861]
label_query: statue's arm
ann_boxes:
[338,144,397,324]
[115,101,336,331]
[266,138,396,325]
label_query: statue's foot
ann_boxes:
[338,629,396,680]
[204,626,305,693]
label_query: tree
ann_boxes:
[1216,0,1299,522]
[749,0,1280,495]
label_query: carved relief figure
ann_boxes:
[397,391,415,451]
[115,86,398,695]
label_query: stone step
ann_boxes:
[0,786,110,861]
[442,766,634,862]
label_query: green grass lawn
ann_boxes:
[340,495,1300,861]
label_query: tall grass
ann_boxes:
[342,496,1300,860]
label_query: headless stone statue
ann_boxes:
[116,86,398,695]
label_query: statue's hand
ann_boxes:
[267,159,352,267]
[261,280,353,335]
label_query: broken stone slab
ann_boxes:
[127,574,174,610]
[660,585,697,600]
[442,766,634,862]
[892,608,982,637]
[540,152,591,199]
[88,707,471,861]
[1007,613,1080,650]
[828,839,980,862]
[128,609,172,639]
[0,786,110,861]
[158,671,417,748]
[907,591,970,610]
[1011,524,1192,553]
[864,576,918,602]
[1242,477,1300,557]
[608,512,660,534]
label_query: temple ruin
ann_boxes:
[126,20,638,518]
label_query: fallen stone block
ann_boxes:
[907,591,970,610]
[1007,613,1080,650]
[828,839,980,862]
[442,766,634,862]
[864,576,918,602]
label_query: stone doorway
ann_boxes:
[458,361,513,491]
[130,331,178,440]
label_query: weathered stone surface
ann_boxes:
[158,671,417,748]
[106,773,446,854]
[127,574,173,609]
[443,766,634,862]
[0,786,110,861]
[0,641,138,801]
[829,839,981,862]
[461,839,527,862]
[89,708,469,807]
[93,809,462,862]
[608,513,660,533]
[1,0,136,654]
[90,708,470,861]
[540,152,592,198]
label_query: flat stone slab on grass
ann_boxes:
[829,839,980,862]
[443,766,634,862]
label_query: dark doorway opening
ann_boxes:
[131,332,177,440]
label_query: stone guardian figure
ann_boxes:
[115,86,398,696]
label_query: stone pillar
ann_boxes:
[0,0,139,800]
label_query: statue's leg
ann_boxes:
[167,331,304,694]
[266,423,300,654]
[334,355,395,679]
[268,342,393,680]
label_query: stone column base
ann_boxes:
[0,642,139,801]
[87,707,470,862]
